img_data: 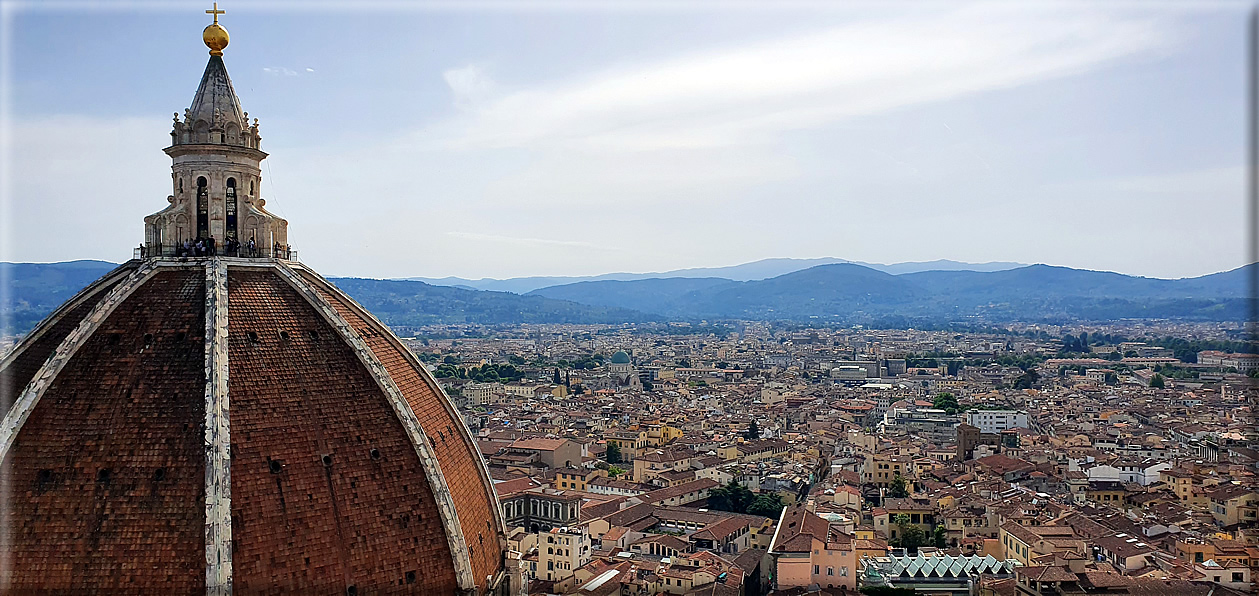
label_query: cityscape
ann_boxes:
[0,2,1255,596]
[403,318,1259,594]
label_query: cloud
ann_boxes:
[427,4,1173,152]
[442,64,497,107]
[6,5,1237,281]
[262,66,299,77]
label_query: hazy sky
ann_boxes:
[0,1,1250,280]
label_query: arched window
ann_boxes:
[225,178,238,241]
[196,177,209,238]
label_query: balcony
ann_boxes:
[135,242,297,261]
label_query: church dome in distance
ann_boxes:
[610,350,631,364]
[0,7,518,595]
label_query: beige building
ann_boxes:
[864,453,912,488]
[632,449,693,483]
[769,503,858,592]
[536,526,592,584]
[605,429,648,461]
[1207,485,1259,527]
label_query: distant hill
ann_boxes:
[402,257,1026,293]
[325,278,657,327]
[1,260,120,334]
[520,277,737,315]
[869,259,1027,275]
[528,262,1255,323]
[0,261,656,335]
[2,260,1250,334]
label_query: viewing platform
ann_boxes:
[135,242,296,261]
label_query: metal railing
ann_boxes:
[135,242,297,261]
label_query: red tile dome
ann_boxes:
[0,259,513,594]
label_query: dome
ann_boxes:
[0,260,511,593]
[610,350,631,365]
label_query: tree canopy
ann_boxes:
[706,480,786,519]
[933,392,960,414]
[889,514,927,551]
[889,474,910,499]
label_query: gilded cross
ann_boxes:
[206,2,225,24]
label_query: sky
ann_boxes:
[0,1,1251,280]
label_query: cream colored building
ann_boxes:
[536,526,592,584]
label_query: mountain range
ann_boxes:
[527,263,1252,323]
[403,257,1027,294]
[0,259,1251,335]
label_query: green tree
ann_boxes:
[747,494,786,519]
[933,525,948,548]
[553,368,562,384]
[860,587,915,596]
[1013,370,1039,390]
[642,379,653,391]
[1150,373,1166,389]
[608,465,625,478]
[745,420,760,440]
[890,514,926,552]
[889,474,910,499]
[605,442,622,464]
[933,392,959,414]
[708,480,755,514]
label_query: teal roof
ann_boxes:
[610,350,631,364]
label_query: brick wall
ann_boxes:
[3,268,207,592]
[302,270,504,593]
[227,269,458,593]
[0,265,132,413]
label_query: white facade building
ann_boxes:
[964,410,1028,434]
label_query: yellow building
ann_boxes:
[604,429,648,461]
[1207,485,1259,527]
[874,498,936,542]
[998,523,1080,566]
[645,423,684,447]
[1085,481,1127,506]
[864,453,912,489]
[554,467,601,492]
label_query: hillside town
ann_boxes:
[409,321,1259,595]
